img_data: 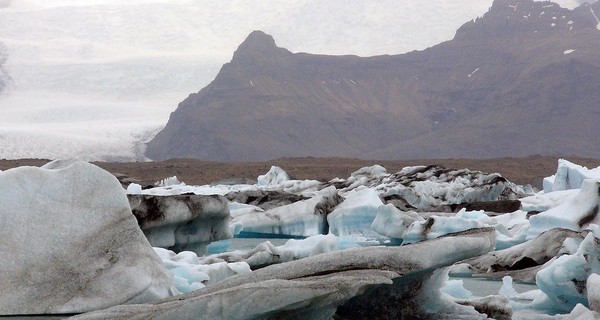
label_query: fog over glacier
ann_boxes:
[0,0,592,160]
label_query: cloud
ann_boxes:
[0,0,11,9]
[0,42,10,94]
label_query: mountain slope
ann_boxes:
[0,0,496,161]
[146,0,600,162]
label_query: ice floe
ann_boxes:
[5,158,600,318]
[70,228,497,320]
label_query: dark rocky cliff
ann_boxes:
[146,0,600,161]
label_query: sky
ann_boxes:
[0,0,592,161]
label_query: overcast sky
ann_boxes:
[0,0,593,160]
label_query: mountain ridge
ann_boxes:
[146,0,600,162]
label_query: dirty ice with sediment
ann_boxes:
[2,158,598,318]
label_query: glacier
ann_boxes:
[0,0,494,161]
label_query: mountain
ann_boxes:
[0,0,497,161]
[147,0,600,162]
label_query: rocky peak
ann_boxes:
[573,1,600,30]
[145,4,600,163]
[455,0,598,40]
[230,30,291,65]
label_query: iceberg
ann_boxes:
[587,273,600,313]
[527,179,600,239]
[370,203,424,239]
[327,187,383,237]
[226,188,309,210]
[562,304,600,320]
[372,205,529,248]
[465,228,583,282]
[197,234,356,270]
[534,230,600,312]
[543,159,600,193]
[378,165,530,210]
[0,160,175,315]
[70,227,497,319]
[232,186,341,237]
[128,193,232,255]
[520,188,578,212]
[498,276,519,298]
[256,165,291,186]
[155,176,183,187]
[154,248,251,293]
[400,211,489,244]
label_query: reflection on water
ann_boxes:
[456,276,538,297]
[4,315,74,319]
[229,237,290,251]
[208,237,291,253]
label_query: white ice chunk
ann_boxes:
[448,263,476,277]
[328,187,383,237]
[498,276,519,298]
[562,303,600,320]
[126,182,143,194]
[370,204,424,239]
[466,228,584,284]
[401,213,488,244]
[528,179,600,239]
[257,166,290,187]
[155,176,184,187]
[342,164,389,191]
[154,247,251,293]
[587,273,600,312]
[419,268,509,318]
[382,166,523,210]
[520,189,578,212]
[351,164,388,178]
[232,186,339,237]
[441,279,474,300]
[198,234,358,270]
[535,232,600,312]
[543,159,600,193]
[128,193,232,254]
